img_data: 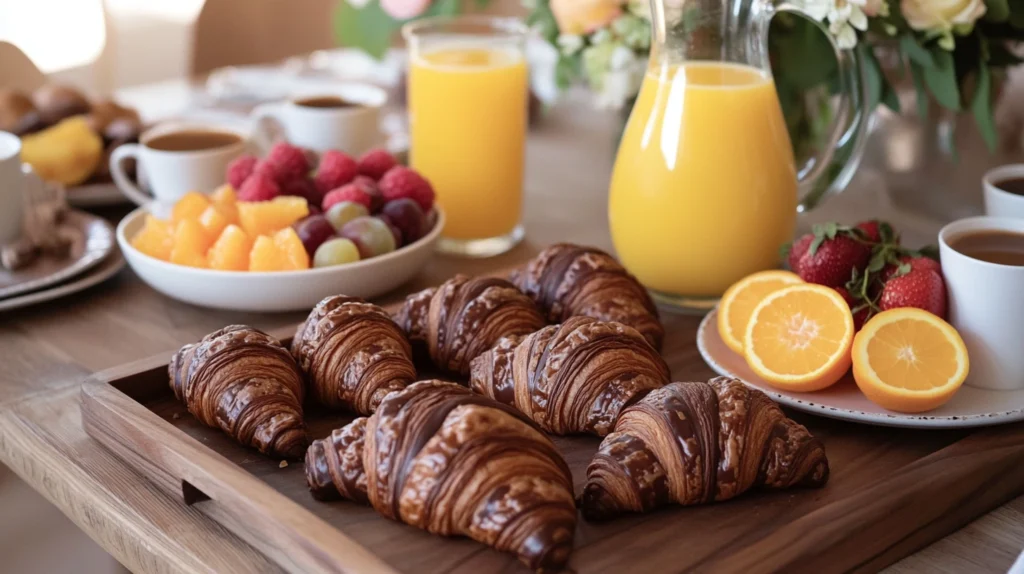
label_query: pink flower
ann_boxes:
[550,0,622,35]
[380,0,432,20]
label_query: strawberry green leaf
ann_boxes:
[895,262,912,277]
[809,235,825,256]
[879,221,895,243]
[867,255,886,273]
[779,242,792,261]
[918,245,941,260]
[824,222,839,239]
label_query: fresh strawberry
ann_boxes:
[834,286,871,331]
[358,148,398,181]
[226,155,258,189]
[237,173,280,202]
[315,150,358,195]
[378,166,434,212]
[796,229,871,288]
[265,142,310,183]
[786,234,813,274]
[879,268,947,318]
[881,256,942,283]
[855,220,882,243]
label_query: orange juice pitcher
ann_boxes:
[609,0,870,311]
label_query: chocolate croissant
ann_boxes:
[511,243,664,349]
[394,274,546,375]
[292,295,415,415]
[469,315,670,436]
[581,377,829,521]
[169,325,307,459]
[306,380,577,571]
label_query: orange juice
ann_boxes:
[409,47,528,240]
[609,62,798,298]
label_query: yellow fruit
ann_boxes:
[170,219,212,268]
[744,283,854,392]
[208,225,253,271]
[198,205,229,242]
[210,184,239,223]
[130,215,174,261]
[20,116,103,186]
[237,196,309,237]
[851,308,969,413]
[717,270,802,354]
[273,228,310,270]
[172,191,211,224]
[249,235,285,271]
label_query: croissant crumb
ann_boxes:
[306,380,577,571]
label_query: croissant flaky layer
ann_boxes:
[394,275,546,375]
[581,377,829,521]
[470,315,670,436]
[306,380,577,571]
[292,295,415,415]
[511,243,665,350]
[169,325,307,459]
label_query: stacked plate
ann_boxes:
[0,210,124,312]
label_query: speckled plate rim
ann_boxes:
[0,250,125,312]
[0,210,115,299]
[696,308,1024,429]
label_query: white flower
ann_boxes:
[901,0,986,34]
[609,45,636,70]
[557,34,584,55]
[797,0,871,48]
[595,66,642,109]
[797,0,833,21]
[590,28,611,44]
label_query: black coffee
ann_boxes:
[294,96,358,109]
[949,230,1024,266]
[147,130,241,152]
[994,177,1024,197]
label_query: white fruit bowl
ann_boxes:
[117,206,443,312]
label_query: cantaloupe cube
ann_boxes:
[237,196,309,237]
[198,205,229,243]
[171,191,211,223]
[130,215,174,261]
[273,228,310,270]
[208,225,252,271]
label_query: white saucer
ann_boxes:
[696,308,1024,429]
[66,181,130,208]
[0,250,125,312]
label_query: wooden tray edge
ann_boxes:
[80,371,399,574]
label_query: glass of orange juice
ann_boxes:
[403,16,528,257]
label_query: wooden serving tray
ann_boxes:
[80,303,1024,574]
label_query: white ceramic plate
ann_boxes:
[0,210,115,299]
[117,206,443,312]
[696,308,1024,429]
[0,251,125,312]
[66,181,129,208]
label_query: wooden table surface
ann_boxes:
[0,79,1022,574]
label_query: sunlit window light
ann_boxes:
[0,0,106,73]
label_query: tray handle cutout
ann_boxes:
[182,479,211,506]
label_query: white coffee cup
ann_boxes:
[110,124,247,212]
[983,164,1024,218]
[939,216,1024,391]
[252,83,386,155]
[0,131,26,245]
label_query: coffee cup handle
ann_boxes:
[109,143,152,207]
[251,103,282,154]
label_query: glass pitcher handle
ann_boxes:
[756,3,871,212]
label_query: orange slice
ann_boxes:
[744,283,854,392]
[851,308,969,413]
[718,270,802,354]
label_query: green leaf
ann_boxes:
[901,35,935,68]
[919,245,941,260]
[896,262,912,277]
[867,255,887,273]
[860,44,884,111]
[971,62,998,151]
[923,48,961,110]
[909,62,930,119]
[1012,0,1024,28]
[780,242,793,263]
[333,1,402,60]
[985,0,1011,21]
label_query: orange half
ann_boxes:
[851,308,969,413]
[744,283,854,392]
[717,270,802,354]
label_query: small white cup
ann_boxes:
[252,83,386,155]
[983,164,1024,218]
[939,216,1024,391]
[0,131,26,245]
[110,124,247,212]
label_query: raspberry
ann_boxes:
[322,183,372,211]
[252,160,283,184]
[226,155,258,189]
[237,173,280,202]
[358,148,397,180]
[378,166,434,212]
[314,150,358,195]
[265,142,310,183]
[281,177,322,206]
